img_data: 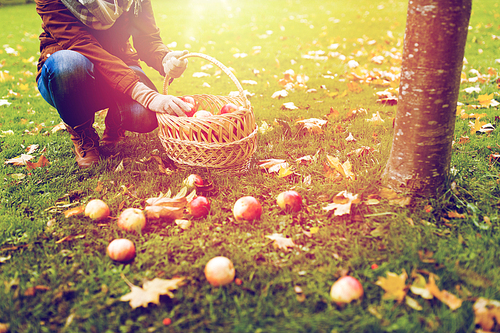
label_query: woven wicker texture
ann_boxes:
[156,53,257,174]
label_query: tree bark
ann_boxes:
[381,0,472,196]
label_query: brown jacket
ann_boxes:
[35,0,171,95]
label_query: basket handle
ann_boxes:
[163,52,250,110]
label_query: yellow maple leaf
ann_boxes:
[120,274,185,309]
[375,269,408,302]
[326,155,355,180]
[278,165,294,178]
[477,93,499,108]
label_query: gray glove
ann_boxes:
[162,50,188,78]
[130,82,189,117]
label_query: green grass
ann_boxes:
[1,0,500,332]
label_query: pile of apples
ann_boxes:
[178,96,239,118]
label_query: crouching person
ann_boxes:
[35,0,190,168]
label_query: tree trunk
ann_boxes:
[381,0,472,196]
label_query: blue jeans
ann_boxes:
[37,50,158,132]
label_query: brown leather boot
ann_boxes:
[101,109,125,146]
[64,118,100,168]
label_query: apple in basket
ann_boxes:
[220,103,239,115]
[180,96,198,117]
[193,110,213,118]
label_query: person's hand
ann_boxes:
[130,82,189,117]
[162,50,188,78]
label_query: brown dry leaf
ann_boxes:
[375,269,408,302]
[426,274,463,311]
[456,136,470,145]
[326,107,340,119]
[63,205,85,218]
[473,297,500,332]
[26,154,50,170]
[447,210,466,219]
[145,205,184,220]
[379,187,411,206]
[120,274,185,309]
[295,118,327,134]
[258,159,289,173]
[4,154,34,166]
[322,190,359,216]
[347,146,375,157]
[265,233,296,252]
[51,121,66,134]
[145,196,186,208]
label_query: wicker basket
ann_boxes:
[156,53,257,174]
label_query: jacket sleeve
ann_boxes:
[36,0,140,95]
[130,0,171,76]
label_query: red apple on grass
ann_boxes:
[183,174,203,191]
[220,103,239,114]
[330,276,364,305]
[84,199,110,221]
[233,196,262,222]
[188,196,210,218]
[204,256,235,287]
[117,208,146,232]
[107,238,136,263]
[276,190,302,213]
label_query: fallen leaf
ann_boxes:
[278,165,295,178]
[323,190,359,216]
[120,274,185,309]
[366,111,385,124]
[63,205,85,218]
[410,274,433,300]
[271,90,288,99]
[426,274,463,311]
[265,233,295,252]
[144,195,187,221]
[4,154,34,166]
[26,154,50,170]
[51,121,66,133]
[326,155,355,180]
[0,255,11,264]
[405,295,423,311]
[375,269,408,302]
[473,297,500,332]
[296,118,327,134]
[258,159,289,173]
[281,102,299,110]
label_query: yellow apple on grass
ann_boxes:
[204,256,235,287]
[117,208,146,233]
[84,199,110,221]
